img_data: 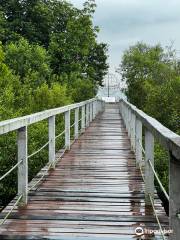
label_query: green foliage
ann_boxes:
[48,3,108,86]
[70,78,95,102]
[121,41,179,133]
[32,83,71,112]
[121,42,180,195]
[154,144,169,193]
[0,0,108,86]
[5,38,51,86]
[144,77,180,133]
[0,10,7,42]
[87,43,108,86]
[0,0,108,207]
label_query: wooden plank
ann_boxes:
[0,103,169,239]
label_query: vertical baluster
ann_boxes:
[101,101,103,112]
[145,129,154,205]
[124,105,127,128]
[74,108,79,139]
[90,102,93,122]
[65,110,70,150]
[131,113,136,151]
[128,108,131,137]
[126,107,129,134]
[48,116,56,168]
[81,105,85,132]
[123,103,126,127]
[97,100,99,115]
[103,101,106,111]
[135,118,142,167]
[169,153,180,239]
[93,101,96,119]
[18,126,28,206]
[86,103,89,127]
[89,103,92,123]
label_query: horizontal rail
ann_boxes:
[28,146,67,192]
[149,194,166,240]
[138,138,145,155]
[54,147,67,165]
[28,141,49,159]
[28,162,52,191]
[137,135,169,201]
[70,123,75,128]
[0,98,105,214]
[139,164,166,240]
[120,99,180,160]
[148,159,169,201]
[0,160,23,181]
[0,195,23,225]
[0,97,105,225]
[55,130,65,140]
[120,98,180,238]
[0,98,97,135]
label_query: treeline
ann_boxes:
[0,0,108,207]
[121,42,180,209]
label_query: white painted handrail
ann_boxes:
[0,98,105,209]
[119,98,180,240]
[0,99,97,135]
[120,99,180,160]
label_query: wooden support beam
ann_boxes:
[130,113,136,151]
[135,118,142,167]
[86,104,90,127]
[74,108,79,139]
[48,116,55,169]
[145,129,154,205]
[17,126,28,206]
[65,110,70,150]
[90,102,93,122]
[169,153,180,240]
[92,101,96,119]
[81,105,85,132]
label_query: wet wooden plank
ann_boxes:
[0,103,169,239]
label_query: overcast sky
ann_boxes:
[69,0,180,73]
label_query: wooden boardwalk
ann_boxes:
[0,104,168,239]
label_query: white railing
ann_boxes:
[0,98,105,213]
[119,99,180,240]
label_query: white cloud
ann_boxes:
[70,0,180,72]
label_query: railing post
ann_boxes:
[48,116,56,169]
[89,103,92,123]
[100,101,103,112]
[125,105,128,128]
[123,103,127,128]
[93,101,96,119]
[169,153,180,239]
[99,101,102,112]
[65,110,70,150]
[126,106,129,130]
[91,102,94,122]
[86,103,89,127]
[135,118,142,167]
[90,102,93,122]
[131,113,136,151]
[145,129,154,205]
[127,108,131,137]
[96,101,99,114]
[74,107,79,139]
[18,126,28,206]
[81,105,85,132]
[103,101,105,112]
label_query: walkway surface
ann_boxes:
[0,104,168,239]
